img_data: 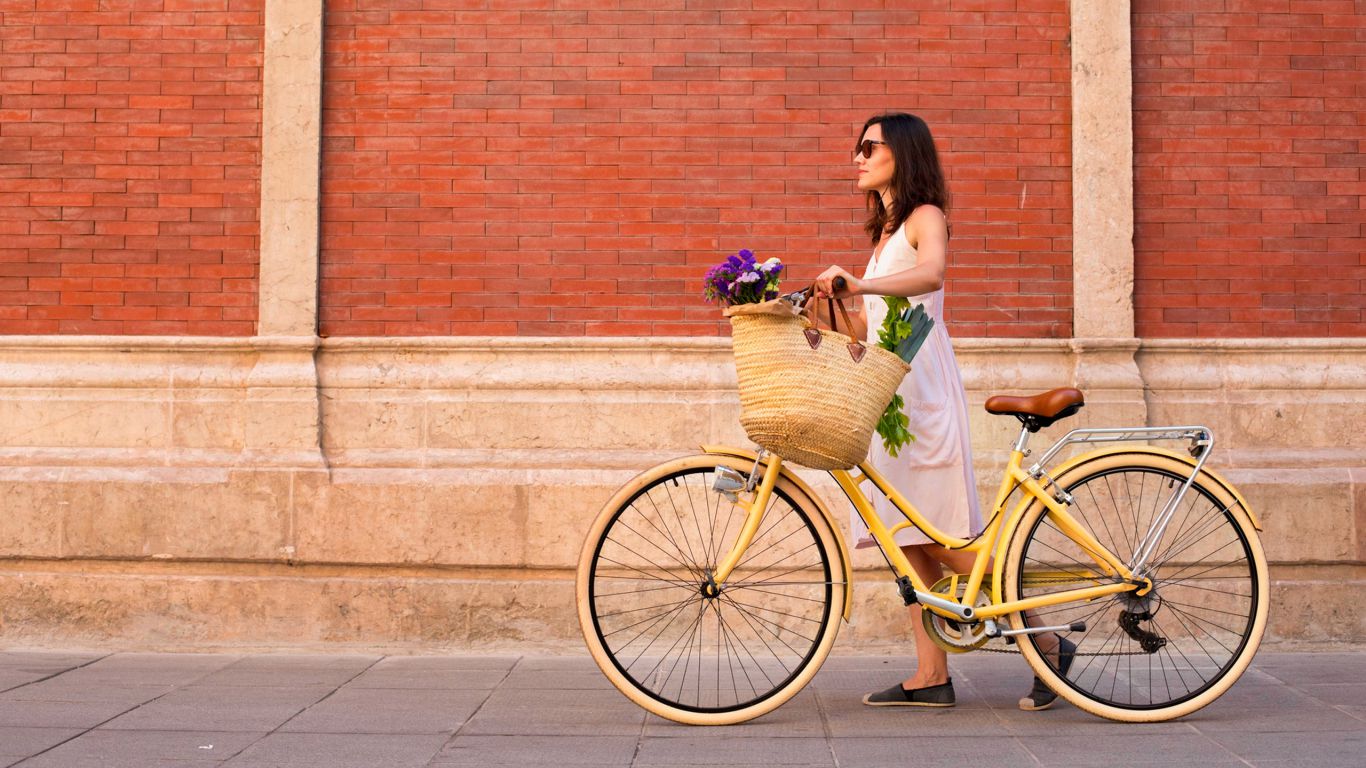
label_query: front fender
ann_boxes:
[701,445,854,622]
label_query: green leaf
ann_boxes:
[876,394,913,457]
[893,307,934,364]
[874,299,936,453]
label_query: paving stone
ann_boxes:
[279,687,487,734]
[816,691,1005,738]
[458,688,644,737]
[643,689,823,738]
[831,735,1033,767]
[0,727,82,759]
[1205,729,1366,765]
[1254,652,1366,686]
[368,650,516,669]
[0,653,103,693]
[632,735,834,767]
[0,653,104,668]
[989,706,1191,735]
[346,658,510,690]
[100,686,334,732]
[1338,705,1366,723]
[1186,687,1364,733]
[0,650,1361,768]
[498,668,620,690]
[12,729,263,768]
[430,735,636,767]
[507,656,598,673]
[51,655,240,687]
[220,732,448,768]
[1298,683,1366,708]
[190,656,376,688]
[0,698,142,729]
[3,681,174,705]
[1015,732,1242,767]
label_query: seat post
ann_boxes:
[1013,424,1032,453]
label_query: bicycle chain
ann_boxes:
[970,641,1156,657]
[962,577,1161,656]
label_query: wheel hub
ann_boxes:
[700,578,720,599]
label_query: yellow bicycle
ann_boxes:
[577,342,1268,727]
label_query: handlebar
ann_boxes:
[781,276,849,308]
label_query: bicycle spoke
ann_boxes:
[596,554,695,591]
[1013,464,1261,713]
[586,463,836,714]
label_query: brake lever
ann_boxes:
[785,277,844,309]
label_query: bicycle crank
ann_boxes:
[922,574,994,654]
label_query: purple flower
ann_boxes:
[702,249,783,305]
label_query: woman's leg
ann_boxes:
[901,544,949,688]
[916,544,1069,708]
[919,544,1063,661]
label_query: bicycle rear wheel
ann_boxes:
[577,454,845,725]
[1002,451,1268,722]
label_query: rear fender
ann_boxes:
[992,444,1262,600]
[1045,445,1261,531]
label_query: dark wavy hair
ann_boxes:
[857,112,948,245]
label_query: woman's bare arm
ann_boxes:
[813,206,948,302]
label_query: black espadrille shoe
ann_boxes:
[863,679,955,707]
[1019,636,1077,711]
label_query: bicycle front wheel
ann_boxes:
[1002,451,1268,722]
[577,454,846,725]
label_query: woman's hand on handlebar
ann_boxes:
[814,266,861,299]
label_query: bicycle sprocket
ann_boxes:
[922,574,994,653]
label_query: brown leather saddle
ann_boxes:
[984,387,1085,433]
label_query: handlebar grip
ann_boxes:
[832,276,847,293]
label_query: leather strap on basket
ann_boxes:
[801,286,866,363]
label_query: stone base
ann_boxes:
[0,336,1362,648]
[0,562,1358,653]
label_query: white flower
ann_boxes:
[736,272,760,284]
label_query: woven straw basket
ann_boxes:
[725,299,911,470]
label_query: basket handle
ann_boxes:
[802,284,867,363]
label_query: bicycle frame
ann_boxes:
[710,425,1216,626]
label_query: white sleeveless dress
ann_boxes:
[852,224,983,548]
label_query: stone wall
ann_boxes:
[1,336,1361,649]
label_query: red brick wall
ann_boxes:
[1133,1,1366,337]
[321,0,1072,338]
[0,0,262,336]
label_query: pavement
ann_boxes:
[0,649,1363,768]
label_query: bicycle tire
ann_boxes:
[577,454,846,725]
[1002,451,1268,722]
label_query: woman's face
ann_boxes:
[855,123,894,195]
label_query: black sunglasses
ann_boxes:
[855,139,888,159]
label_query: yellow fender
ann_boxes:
[702,445,855,621]
[991,444,1261,598]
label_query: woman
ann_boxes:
[814,113,1070,711]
